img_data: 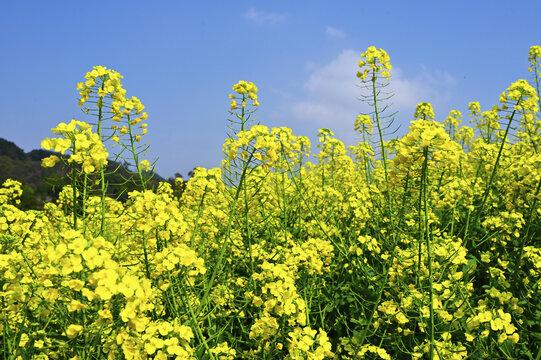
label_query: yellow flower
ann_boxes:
[66,324,84,338]
[140,160,151,172]
[95,285,114,301]
[177,325,194,342]
[68,300,88,312]
[478,310,492,323]
[414,102,435,120]
[357,46,392,81]
[508,332,520,343]
[157,321,174,336]
[145,342,157,355]
[41,155,60,168]
[480,253,491,263]
[355,114,373,134]
[82,160,95,173]
[67,279,85,291]
[68,237,88,254]
[18,333,30,347]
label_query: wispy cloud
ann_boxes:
[325,26,346,39]
[284,49,457,144]
[390,66,456,111]
[244,8,286,24]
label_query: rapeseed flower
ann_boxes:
[65,324,83,339]
[4,47,541,359]
[357,46,392,81]
[229,80,259,110]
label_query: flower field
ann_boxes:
[1,46,540,359]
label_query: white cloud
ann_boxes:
[244,8,286,24]
[284,49,457,144]
[288,50,367,140]
[325,26,346,39]
[390,67,455,111]
[303,50,359,103]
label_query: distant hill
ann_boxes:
[0,138,28,161]
[0,137,172,210]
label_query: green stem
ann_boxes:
[534,62,541,117]
[141,230,151,280]
[195,148,257,318]
[352,240,399,359]
[82,174,87,235]
[71,160,78,230]
[421,146,435,360]
[371,70,389,184]
[370,69,397,249]
[282,144,348,258]
[127,114,146,190]
[184,292,217,360]
[475,108,517,220]
[513,179,541,276]
[97,90,107,235]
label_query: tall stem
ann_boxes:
[97,92,107,235]
[421,146,435,359]
[475,108,517,220]
[127,114,146,190]
[371,71,389,184]
[71,162,78,230]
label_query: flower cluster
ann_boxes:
[499,79,539,115]
[3,45,541,359]
[77,65,125,108]
[0,179,23,205]
[286,327,334,359]
[354,114,374,135]
[414,102,436,120]
[357,46,392,81]
[77,65,150,175]
[229,80,259,110]
[528,45,541,77]
[41,119,108,173]
[222,124,310,170]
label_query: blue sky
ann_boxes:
[2,1,540,178]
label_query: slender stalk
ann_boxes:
[533,61,541,116]
[141,230,151,280]
[475,108,517,219]
[283,146,348,258]
[82,174,88,235]
[97,89,107,235]
[72,160,78,230]
[195,148,257,318]
[126,114,146,190]
[184,293,217,360]
[370,69,397,247]
[513,179,541,276]
[371,70,389,184]
[421,146,435,359]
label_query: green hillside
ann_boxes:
[0,137,175,210]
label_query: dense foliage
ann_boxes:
[1,46,540,359]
